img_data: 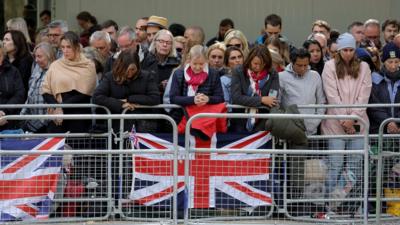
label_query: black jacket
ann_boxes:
[368,72,400,133]
[231,65,280,131]
[0,60,26,129]
[141,52,180,85]
[9,54,33,94]
[93,70,160,132]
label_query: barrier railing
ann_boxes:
[116,109,179,225]
[1,103,399,224]
[184,113,369,225]
[376,118,400,224]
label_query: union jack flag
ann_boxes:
[129,132,272,209]
[0,137,64,221]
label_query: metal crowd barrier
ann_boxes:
[1,103,399,225]
[376,118,400,224]
[116,109,179,225]
[184,113,369,225]
[0,114,178,225]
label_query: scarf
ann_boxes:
[246,69,269,131]
[382,66,400,82]
[247,69,268,96]
[184,64,209,96]
[41,54,97,103]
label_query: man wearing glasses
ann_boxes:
[47,20,68,59]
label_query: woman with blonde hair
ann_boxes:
[207,42,226,71]
[224,29,249,58]
[7,17,34,50]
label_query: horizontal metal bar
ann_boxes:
[192,148,364,155]
[0,149,175,155]
[53,198,111,202]
[2,114,173,120]
[0,133,109,138]
[286,197,364,203]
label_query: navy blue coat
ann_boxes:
[368,72,400,133]
[169,66,224,122]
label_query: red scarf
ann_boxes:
[186,66,208,93]
[247,69,268,95]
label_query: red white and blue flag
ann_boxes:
[0,137,64,221]
[129,132,272,209]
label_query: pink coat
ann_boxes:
[321,60,372,135]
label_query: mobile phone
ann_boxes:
[354,124,361,133]
[268,89,278,98]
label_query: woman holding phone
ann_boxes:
[231,44,279,132]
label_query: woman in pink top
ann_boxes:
[321,33,372,210]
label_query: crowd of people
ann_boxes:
[1,10,400,213]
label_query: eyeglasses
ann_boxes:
[156,39,172,45]
[226,43,242,48]
[47,33,62,38]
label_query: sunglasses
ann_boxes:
[176,48,183,53]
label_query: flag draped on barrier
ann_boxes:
[130,132,273,209]
[0,138,64,221]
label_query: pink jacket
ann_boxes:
[321,60,372,135]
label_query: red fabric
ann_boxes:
[178,103,227,138]
[276,66,284,73]
[62,180,85,217]
[247,69,268,95]
[186,66,208,92]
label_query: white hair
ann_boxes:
[364,19,380,28]
[90,31,111,44]
[148,29,177,57]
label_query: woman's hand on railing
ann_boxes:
[47,108,63,126]
[387,122,400,134]
[0,110,8,126]
[261,96,278,108]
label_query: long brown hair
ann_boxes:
[243,44,272,72]
[112,49,140,84]
[334,51,361,79]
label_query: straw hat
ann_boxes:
[147,15,168,29]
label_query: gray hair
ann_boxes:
[364,19,380,28]
[82,46,105,65]
[6,17,32,44]
[148,29,177,57]
[90,30,111,44]
[48,20,69,33]
[188,44,207,60]
[33,42,56,65]
[118,26,136,41]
